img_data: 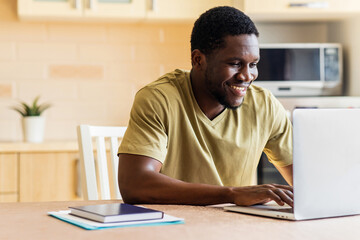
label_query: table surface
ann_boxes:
[1,200,360,240]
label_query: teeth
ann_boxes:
[231,85,246,91]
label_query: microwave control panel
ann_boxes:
[324,47,340,82]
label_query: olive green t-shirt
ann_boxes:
[118,69,292,186]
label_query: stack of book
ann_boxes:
[48,203,184,230]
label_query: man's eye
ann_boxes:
[229,62,240,66]
[250,62,258,68]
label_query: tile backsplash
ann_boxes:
[0,7,192,141]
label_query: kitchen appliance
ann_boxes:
[254,43,342,96]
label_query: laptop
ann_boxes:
[224,108,360,220]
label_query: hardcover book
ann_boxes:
[69,203,164,223]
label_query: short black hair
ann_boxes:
[191,6,259,55]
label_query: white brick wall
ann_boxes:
[0,2,193,141]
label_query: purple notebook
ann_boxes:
[69,203,164,223]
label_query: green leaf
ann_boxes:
[21,102,31,116]
[10,107,26,117]
[10,96,51,117]
[38,103,51,115]
[32,96,40,110]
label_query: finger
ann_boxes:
[264,188,293,207]
[266,190,285,206]
[260,184,293,192]
[272,184,293,192]
[286,190,294,199]
[273,188,294,207]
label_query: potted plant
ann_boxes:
[11,96,51,143]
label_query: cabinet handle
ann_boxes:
[289,2,329,8]
[74,0,81,9]
[150,0,157,12]
[75,158,82,198]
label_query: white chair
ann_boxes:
[77,125,127,200]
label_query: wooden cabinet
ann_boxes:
[19,152,80,202]
[0,154,18,202]
[242,0,360,21]
[146,0,234,21]
[17,0,360,22]
[0,142,82,202]
[18,0,83,19]
[18,0,237,22]
[18,0,146,21]
[83,0,146,20]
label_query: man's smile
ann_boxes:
[229,83,251,97]
[230,85,246,91]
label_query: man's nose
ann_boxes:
[236,68,254,82]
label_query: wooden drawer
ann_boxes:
[0,153,18,193]
[19,152,80,202]
[0,193,18,202]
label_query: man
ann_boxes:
[118,6,293,207]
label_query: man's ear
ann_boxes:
[191,49,206,69]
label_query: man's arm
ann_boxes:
[118,153,294,207]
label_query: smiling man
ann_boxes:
[118,6,294,207]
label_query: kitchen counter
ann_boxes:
[0,141,81,202]
[0,141,79,153]
[278,96,360,111]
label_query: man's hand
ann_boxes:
[231,184,294,207]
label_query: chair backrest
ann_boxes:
[77,125,127,200]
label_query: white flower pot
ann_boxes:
[22,116,45,143]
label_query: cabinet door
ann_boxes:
[18,0,83,20]
[0,194,18,202]
[146,0,234,21]
[243,0,360,21]
[0,154,18,202]
[19,152,81,202]
[83,0,146,20]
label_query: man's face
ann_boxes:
[204,34,259,109]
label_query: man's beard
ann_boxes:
[204,70,243,110]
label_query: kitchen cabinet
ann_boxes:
[17,0,360,22]
[242,0,360,21]
[83,0,146,20]
[19,152,80,202]
[18,0,236,22]
[18,0,146,21]
[0,154,18,202]
[0,142,82,202]
[146,0,234,21]
[18,0,83,19]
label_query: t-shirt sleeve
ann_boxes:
[263,94,293,167]
[118,87,169,163]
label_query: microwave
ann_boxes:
[254,43,343,96]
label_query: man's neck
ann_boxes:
[190,70,225,120]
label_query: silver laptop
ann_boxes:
[224,108,360,220]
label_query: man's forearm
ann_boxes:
[119,170,235,205]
